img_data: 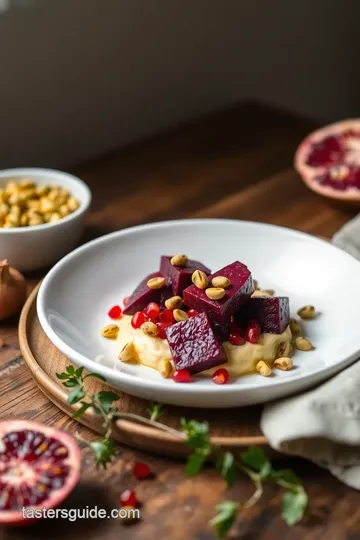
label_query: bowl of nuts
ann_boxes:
[0,168,91,272]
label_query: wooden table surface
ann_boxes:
[1,103,359,540]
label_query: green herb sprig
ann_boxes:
[57,366,308,536]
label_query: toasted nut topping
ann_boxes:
[165,296,183,310]
[20,214,29,227]
[262,289,275,296]
[158,358,172,378]
[274,356,293,371]
[0,203,9,217]
[39,198,56,214]
[147,276,165,289]
[67,197,80,212]
[36,185,51,197]
[118,342,137,363]
[49,212,61,222]
[290,318,301,335]
[256,360,272,377]
[170,254,188,267]
[173,309,188,322]
[251,290,272,298]
[277,341,293,358]
[192,270,208,289]
[101,324,119,339]
[205,287,225,301]
[141,321,159,337]
[20,179,35,189]
[59,204,70,217]
[0,179,79,229]
[297,305,317,320]
[28,213,44,226]
[212,276,231,289]
[295,336,313,351]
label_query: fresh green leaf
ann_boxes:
[75,367,84,378]
[216,452,237,487]
[84,372,107,382]
[241,446,272,478]
[68,387,86,405]
[56,372,70,380]
[96,391,120,413]
[63,380,79,388]
[271,469,301,487]
[186,447,211,476]
[66,365,75,375]
[180,419,210,451]
[282,488,308,525]
[209,501,239,538]
[147,403,165,422]
[73,402,92,419]
[90,438,116,468]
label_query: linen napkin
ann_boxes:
[261,213,360,489]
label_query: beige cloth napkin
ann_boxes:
[261,215,360,489]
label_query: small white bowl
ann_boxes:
[0,168,91,272]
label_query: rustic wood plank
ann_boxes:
[1,102,360,539]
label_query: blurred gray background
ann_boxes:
[1,0,359,167]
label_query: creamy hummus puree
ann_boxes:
[117,315,292,377]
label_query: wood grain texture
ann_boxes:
[1,102,359,539]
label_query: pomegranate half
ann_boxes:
[294,119,360,204]
[0,420,81,525]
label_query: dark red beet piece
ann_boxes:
[236,296,290,334]
[165,312,227,374]
[183,261,254,325]
[212,320,230,342]
[160,256,211,296]
[123,272,162,315]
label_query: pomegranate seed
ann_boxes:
[123,296,130,306]
[156,321,172,339]
[159,309,174,323]
[229,333,246,346]
[108,305,122,319]
[131,311,146,329]
[143,302,160,321]
[120,489,138,507]
[172,369,192,383]
[133,462,152,480]
[245,320,261,344]
[187,309,199,318]
[212,368,229,385]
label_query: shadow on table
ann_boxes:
[2,482,114,540]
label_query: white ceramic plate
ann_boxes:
[37,219,360,408]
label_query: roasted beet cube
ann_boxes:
[165,312,226,374]
[183,261,254,325]
[160,256,211,296]
[236,296,290,334]
[123,272,162,315]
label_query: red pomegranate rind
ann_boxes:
[236,296,290,334]
[165,312,227,374]
[183,261,254,325]
[123,272,162,315]
[0,420,81,525]
[294,119,360,202]
[160,256,211,296]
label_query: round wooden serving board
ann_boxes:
[19,283,268,458]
